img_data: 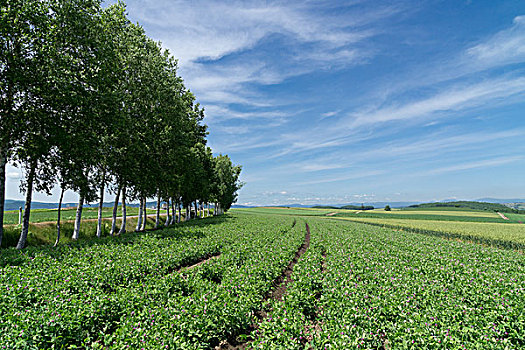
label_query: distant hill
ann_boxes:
[311,205,339,209]
[408,201,521,213]
[312,204,375,210]
[340,204,374,210]
[476,198,525,204]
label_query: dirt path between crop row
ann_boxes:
[215,222,311,350]
[178,253,221,272]
[497,212,509,220]
[305,248,327,349]
[326,212,337,216]
[271,222,311,301]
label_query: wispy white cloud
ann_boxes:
[348,76,525,127]
[466,15,525,68]
[421,156,523,176]
[351,15,525,118]
[204,105,292,122]
[123,0,404,115]
[297,170,385,185]
[131,0,399,64]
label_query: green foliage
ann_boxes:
[337,217,525,250]
[0,212,524,348]
[315,204,375,210]
[212,155,243,212]
[409,201,516,213]
[335,211,508,223]
[0,213,304,348]
[252,218,524,349]
[1,0,242,248]
[384,205,391,211]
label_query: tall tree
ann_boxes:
[0,0,49,248]
[213,155,243,213]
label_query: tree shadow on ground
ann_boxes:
[0,215,232,267]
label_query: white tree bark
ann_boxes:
[164,198,170,226]
[54,187,65,246]
[170,199,176,225]
[140,197,147,231]
[110,185,121,236]
[72,195,84,240]
[0,147,6,247]
[96,175,105,238]
[118,186,127,234]
[194,201,198,219]
[16,160,36,250]
[155,193,161,228]
[135,196,143,232]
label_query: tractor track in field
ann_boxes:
[269,222,311,302]
[169,252,222,274]
[214,222,311,350]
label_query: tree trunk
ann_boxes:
[110,185,121,236]
[135,195,143,232]
[170,199,176,224]
[72,195,84,240]
[155,193,161,228]
[177,203,181,223]
[96,173,105,238]
[54,187,65,247]
[140,196,147,231]
[164,197,170,226]
[118,186,127,234]
[194,201,198,219]
[185,205,190,222]
[16,160,36,249]
[207,203,210,217]
[0,147,6,248]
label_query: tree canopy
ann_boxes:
[0,0,243,248]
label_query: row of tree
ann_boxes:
[0,0,243,249]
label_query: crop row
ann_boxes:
[334,211,508,224]
[246,218,524,349]
[334,216,525,251]
[0,214,305,349]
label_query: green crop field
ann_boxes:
[2,206,157,225]
[1,210,523,349]
[235,207,525,249]
[0,207,168,248]
[333,211,508,223]
[331,217,525,250]
[370,209,501,218]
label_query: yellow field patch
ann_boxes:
[329,216,525,245]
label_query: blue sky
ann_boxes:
[5,0,525,205]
